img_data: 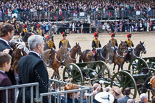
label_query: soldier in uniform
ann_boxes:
[21,24,28,37]
[126,33,134,48]
[109,33,118,50]
[59,32,71,49]
[92,32,101,60]
[126,33,134,62]
[46,34,56,50]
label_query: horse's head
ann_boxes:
[72,43,82,55]
[119,41,128,53]
[136,41,146,54]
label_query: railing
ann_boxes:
[0,79,93,103]
[0,82,39,103]
[1,10,155,22]
[39,79,93,103]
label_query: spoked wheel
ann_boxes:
[128,57,149,74]
[63,63,83,85]
[90,61,111,85]
[110,71,137,99]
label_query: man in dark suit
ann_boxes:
[117,88,131,103]
[18,35,49,103]
[0,23,16,85]
[0,52,14,103]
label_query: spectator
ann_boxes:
[139,93,148,103]
[117,88,131,103]
[111,86,123,103]
[62,83,79,103]
[0,23,16,85]
[18,35,50,103]
[0,52,14,103]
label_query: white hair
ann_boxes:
[28,35,43,50]
[140,93,147,101]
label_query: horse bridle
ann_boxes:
[55,53,66,64]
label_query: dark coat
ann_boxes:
[0,72,14,103]
[117,96,130,103]
[18,52,49,103]
[0,39,16,85]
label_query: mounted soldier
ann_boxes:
[21,24,28,37]
[45,34,56,50]
[59,32,71,49]
[109,33,118,51]
[92,32,101,61]
[125,33,134,62]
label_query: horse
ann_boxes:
[79,49,94,62]
[42,43,82,79]
[113,41,128,72]
[129,41,146,61]
[95,42,115,64]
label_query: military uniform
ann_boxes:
[59,32,71,48]
[109,33,118,47]
[59,39,71,48]
[46,41,56,49]
[126,39,134,47]
[92,32,101,50]
[126,33,134,62]
[92,39,101,49]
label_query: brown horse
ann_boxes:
[113,41,128,72]
[79,50,94,62]
[42,43,82,79]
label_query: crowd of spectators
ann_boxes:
[0,0,155,21]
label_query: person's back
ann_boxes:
[117,88,131,103]
[18,35,49,103]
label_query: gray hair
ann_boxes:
[28,35,44,50]
[140,93,147,101]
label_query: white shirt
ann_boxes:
[29,51,41,58]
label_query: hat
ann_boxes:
[127,33,131,38]
[111,33,115,37]
[111,87,123,99]
[23,24,26,28]
[94,32,98,37]
[46,35,49,39]
[37,24,40,27]
[95,92,114,103]
[62,32,67,36]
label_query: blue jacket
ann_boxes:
[117,96,130,103]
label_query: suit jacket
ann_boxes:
[0,39,16,85]
[0,72,14,103]
[117,96,130,103]
[18,52,49,103]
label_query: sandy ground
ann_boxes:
[47,31,155,101]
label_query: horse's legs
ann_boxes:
[113,63,116,72]
[118,65,120,72]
